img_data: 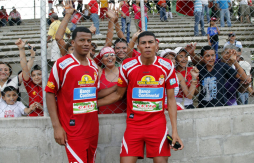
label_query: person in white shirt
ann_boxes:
[0,86,36,118]
[201,0,210,23]
[223,32,243,49]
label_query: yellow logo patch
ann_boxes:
[137,75,159,85]
[47,81,55,89]
[118,78,123,84]
[32,91,37,95]
[78,75,95,85]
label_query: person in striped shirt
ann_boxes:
[194,0,206,36]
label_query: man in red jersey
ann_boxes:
[98,31,184,163]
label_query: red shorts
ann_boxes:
[100,8,108,19]
[120,123,171,158]
[65,135,98,163]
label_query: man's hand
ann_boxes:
[89,23,96,34]
[229,49,237,64]
[190,66,199,80]
[54,125,68,146]
[34,102,43,110]
[15,38,26,50]
[28,43,36,56]
[185,42,197,55]
[64,0,75,15]
[132,30,143,41]
[171,132,184,151]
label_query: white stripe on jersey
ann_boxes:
[71,53,80,64]
[120,65,128,84]
[153,64,167,78]
[137,56,157,65]
[127,65,141,77]
[159,127,168,154]
[53,61,60,90]
[122,136,129,154]
[66,143,84,163]
[165,62,175,81]
[61,65,79,87]
[93,149,97,163]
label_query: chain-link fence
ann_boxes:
[0,0,254,118]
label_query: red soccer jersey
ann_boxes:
[23,77,43,116]
[117,56,178,125]
[45,54,99,140]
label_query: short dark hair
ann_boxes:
[113,38,128,49]
[237,47,242,52]
[137,31,156,44]
[91,42,97,49]
[72,27,92,40]
[200,46,214,57]
[2,86,17,96]
[31,65,42,74]
[0,62,12,77]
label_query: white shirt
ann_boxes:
[240,0,248,5]
[224,41,243,49]
[84,9,89,16]
[0,98,26,118]
[0,76,19,91]
[201,0,209,5]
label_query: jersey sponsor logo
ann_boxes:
[170,78,176,85]
[73,100,98,114]
[132,101,163,112]
[137,75,159,86]
[118,78,123,84]
[59,58,74,69]
[47,81,55,89]
[91,60,98,69]
[132,88,164,99]
[4,110,14,117]
[158,59,172,70]
[159,75,165,85]
[122,59,138,70]
[73,87,96,100]
[78,75,95,85]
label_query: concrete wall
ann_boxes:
[1,105,254,163]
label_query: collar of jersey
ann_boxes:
[138,56,157,65]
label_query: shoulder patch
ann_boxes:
[158,59,172,70]
[91,60,98,69]
[59,58,74,69]
[123,59,138,70]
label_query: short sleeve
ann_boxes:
[45,62,59,94]
[165,67,179,89]
[23,76,33,93]
[17,101,26,115]
[117,65,128,87]
[65,27,71,34]
[48,24,55,36]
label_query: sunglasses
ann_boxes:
[229,34,235,37]
[103,53,115,58]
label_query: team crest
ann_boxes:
[78,75,95,85]
[137,75,159,86]
[159,75,165,85]
[118,78,123,84]
[47,81,55,89]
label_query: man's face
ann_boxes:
[31,70,42,85]
[72,32,92,56]
[137,36,157,59]
[3,91,18,105]
[115,42,127,60]
[202,50,216,67]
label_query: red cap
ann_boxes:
[211,17,217,21]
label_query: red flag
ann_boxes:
[176,0,194,16]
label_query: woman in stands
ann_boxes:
[16,39,43,116]
[174,47,200,109]
[132,0,141,31]
[98,47,127,114]
[160,49,199,110]
[0,46,36,98]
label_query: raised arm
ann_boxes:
[15,39,30,81]
[115,8,126,40]
[127,30,143,58]
[185,43,202,65]
[105,9,117,47]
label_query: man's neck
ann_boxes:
[73,52,89,66]
[140,56,155,65]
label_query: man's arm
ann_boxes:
[105,10,117,47]
[97,86,127,107]
[166,88,184,150]
[46,92,67,146]
[127,30,143,58]
[185,43,202,65]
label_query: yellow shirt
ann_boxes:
[48,20,71,40]
[100,0,108,8]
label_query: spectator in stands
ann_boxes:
[98,47,127,114]
[197,45,247,107]
[0,8,8,27]
[88,0,101,35]
[215,0,232,27]
[223,32,243,49]
[47,13,71,61]
[210,0,220,20]
[90,42,97,58]
[239,0,251,23]
[120,0,131,43]
[194,0,206,36]
[202,0,210,23]
[0,86,37,118]
[238,56,253,104]
[99,0,108,21]
[108,0,115,10]
[146,0,152,13]
[158,0,168,22]
[48,0,53,14]
[154,0,160,14]
[174,47,200,109]
[9,7,22,26]
[16,39,44,116]
[82,4,91,21]
[160,49,199,110]
[47,8,55,26]
[166,0,173,19]
[132,0,141,31]
[207,17,220,59]
[77,0,83,12]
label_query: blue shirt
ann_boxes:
[194,0,203,12]
[207,27,219,36]
[216,0,231,9]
